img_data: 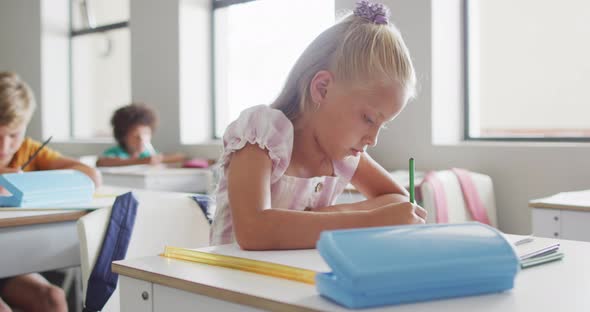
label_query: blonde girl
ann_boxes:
[210,0,426,250]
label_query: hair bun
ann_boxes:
[353,0,390,25]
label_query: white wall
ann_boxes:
[129,0,212,152]
[0,0,43,139]
[129,0,181,153]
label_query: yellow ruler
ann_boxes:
[162,246,317,285]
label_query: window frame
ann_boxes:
[463,0,590,143]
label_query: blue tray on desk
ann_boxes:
[0,170,94,207]
[316,222,520,309]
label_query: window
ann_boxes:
[70,0,130,140]
[465,0,590,141]
[213,0,335,138]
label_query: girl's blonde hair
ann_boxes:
[271,7,416,121]
[0,71,36,127]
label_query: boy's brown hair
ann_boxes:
[0,72,36,127]
[111,103,158,150]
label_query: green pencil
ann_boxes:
[409,157,415,204]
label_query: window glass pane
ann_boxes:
[214,0,335,137]
[71,0,129,30]
[467,0,590,139]
[71,28,130,139]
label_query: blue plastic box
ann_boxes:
[316,222,519,308]
[0,170,94,207]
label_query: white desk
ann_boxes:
[0,186,124,278]
[113,236,590,312]
[100,165,213,194]
[530,190,590,241]
[0,210,87,278]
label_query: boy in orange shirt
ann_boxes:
[0,72,101,312]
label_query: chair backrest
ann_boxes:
[77,188,211,311]
[418,170,498,227]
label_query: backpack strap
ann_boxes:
[192,194,213,224]
[84,192,138,312]
[451,168,491,225]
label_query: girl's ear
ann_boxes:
[309,70,333,106]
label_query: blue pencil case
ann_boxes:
[316,222,519,309]
[0,170,94,207]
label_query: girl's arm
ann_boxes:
[311,153,411,212]
[227,144,425,250]
[96,155,162,167]
[161,153,186,164]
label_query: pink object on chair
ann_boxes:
[420,171,449,223]
[417,169,496,227]
[452,168,491,225]
[182,158,209,168]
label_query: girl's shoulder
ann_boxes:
[223,105,294,144]
[233,104,291,128]
[221,105,294,183]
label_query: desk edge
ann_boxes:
[0,210,88,228]
[528,202,590,212]
[112,261,322,312]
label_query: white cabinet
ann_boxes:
[153,284,263,312]
[531,208,590,241]
[118,276,270,311]
[530,190,590,242]
[561,210,590,241]
[531,208,561,239]
[119,276,153,312]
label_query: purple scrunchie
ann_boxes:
[353,0,390,25]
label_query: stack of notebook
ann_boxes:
[511,236,564,269]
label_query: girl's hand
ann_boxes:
[162,153,186,164]
[0,167,22,174]
[372,201,427,225]
[144,154,164,165]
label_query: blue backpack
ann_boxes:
[83,192,138,312]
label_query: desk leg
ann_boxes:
[120,276,153,312]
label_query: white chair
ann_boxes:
[418,170,498,227]
[77,188,211,312]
